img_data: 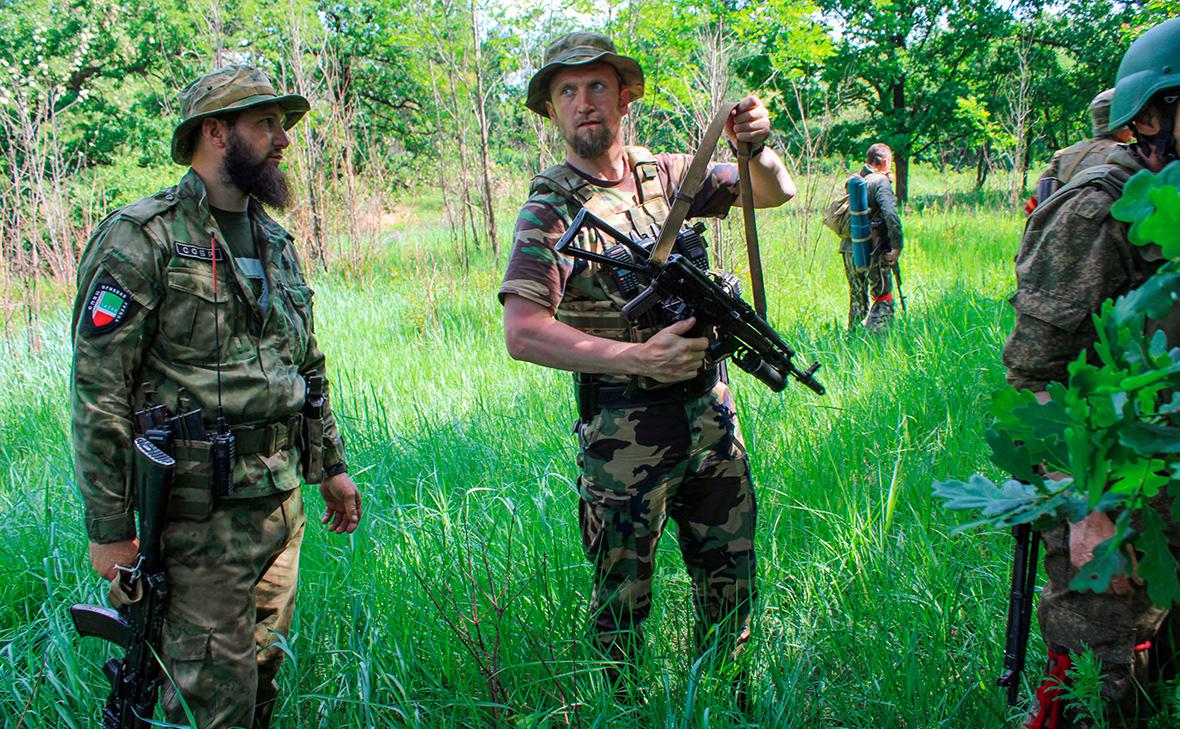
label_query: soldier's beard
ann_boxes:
[221,130,291,211]
[566,123,614,160]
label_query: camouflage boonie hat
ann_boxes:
[171,65,310,164]
[1089,88,1116,137]
[525,32,644,117]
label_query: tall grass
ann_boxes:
[0,178,1167,727]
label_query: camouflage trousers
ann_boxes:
[841,250,894,331]
[576,381,757,672]
[160,488,306,729]
[1031,512,1180,728]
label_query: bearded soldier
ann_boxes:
[1003,18,1180,728]
[499,31,796,692]
[72,65,362,728]
[1028,89,1135,212]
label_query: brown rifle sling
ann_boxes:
[649,102,737,265]
[736,141,767,318]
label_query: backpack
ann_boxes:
[822,191,851,238]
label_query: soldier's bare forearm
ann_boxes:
[747,149,796,208]
[503,295,704,381]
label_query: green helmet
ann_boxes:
[1109,17,1180,129]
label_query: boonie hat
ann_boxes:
[171,65,310,164]
[525,32,644,116]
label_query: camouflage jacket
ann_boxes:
[1003,145,1168,391]
[839,165,903,254]
[71,169,345,543]
[1036,136,1122,190]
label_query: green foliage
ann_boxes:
[933,163,1180,607]
[1113,164,1180,252]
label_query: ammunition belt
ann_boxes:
[233,415,302,456]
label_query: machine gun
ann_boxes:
[70,437,175,728]
[997,522,1041,705]
[555,207,825,395]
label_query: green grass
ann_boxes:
[0,175,1161,727]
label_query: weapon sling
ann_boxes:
[650,102,737,265]
[735,141,767,318]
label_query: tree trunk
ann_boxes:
[895,154,909,204]
[470,1,498,255]
[891,78,909,202]
[975,140,989,191]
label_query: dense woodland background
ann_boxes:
[1,0,1178,320]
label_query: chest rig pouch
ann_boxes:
[531,147,707,390]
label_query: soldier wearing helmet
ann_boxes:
[1029,89,1136,212]
[1002,17,1180,728]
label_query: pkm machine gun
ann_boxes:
[555,208,825,395]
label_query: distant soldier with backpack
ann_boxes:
[825,143,904,331]
[1026,88,1135,213]
[1002,17,1180,728]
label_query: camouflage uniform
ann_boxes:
[1003,145,1180,727]
[840,166,903,331]
[71,67,346,729]
[1035,137,1123,192]
[1032,89,1125,203]
[499,149,758,670]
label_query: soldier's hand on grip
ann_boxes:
[638,317,709,383]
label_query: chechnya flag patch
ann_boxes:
[85,282,132,334]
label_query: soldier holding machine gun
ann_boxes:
[70,65,361,728]
[499,30,805,696]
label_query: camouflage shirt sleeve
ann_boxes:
[656,153,741,217]
[498,194,573,312]
[868,174,904,251]
[1001,186,1138,391]
[71,217,166,543]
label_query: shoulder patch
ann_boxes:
[174,241,225,262]
[84,282,134,335]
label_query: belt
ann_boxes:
[232,416,302,456]
[583,368,720,411]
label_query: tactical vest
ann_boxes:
[530,146,677,351]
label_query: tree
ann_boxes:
[818,0,1011,201]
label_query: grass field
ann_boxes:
[0,168,1156,727]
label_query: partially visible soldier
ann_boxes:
[1002,18,1180,729]
[841,143,903,331]
[499,31,796,695]
[1027,89,1135,213]
[72,65,362,728]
